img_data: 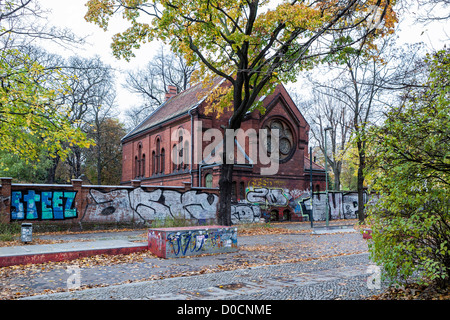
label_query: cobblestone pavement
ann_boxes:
[1,222,381,300]
[23,253,383,300]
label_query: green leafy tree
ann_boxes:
[367,48,450,287]
[0,48,92,163]
[0,1,92,169]
[0,150,53,183]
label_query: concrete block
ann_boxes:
[148,225,238,258]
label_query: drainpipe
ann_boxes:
[188,106,196,187]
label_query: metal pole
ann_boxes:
[309,147,313,228]
[324,127,332,227]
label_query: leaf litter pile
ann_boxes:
[1,221,447,300]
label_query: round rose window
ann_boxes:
[262,119,295,161]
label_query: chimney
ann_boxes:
[165,85,178,101]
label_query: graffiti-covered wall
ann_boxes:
[82,187,218,224]
[229,185,371,224]
[0,177,371,226]
[0,178,219,226]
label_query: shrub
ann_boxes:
[366,49,450,288]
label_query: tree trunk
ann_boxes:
[333,165,341,191]
[97,156,102,185]
[217,162,234,226]
[97,141,102,185]
[46,155,60,184]
[356,140,366,224]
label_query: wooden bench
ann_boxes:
[148,225,238,258]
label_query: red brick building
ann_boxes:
[121,79,326,221]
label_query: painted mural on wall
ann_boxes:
[10,190,77,220]
[7,184,369,224]
[148,226,238,258]
[242,185,367,222]
[230,202,261,224]
[81,187,218,224]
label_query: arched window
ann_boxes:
[262,118,295,162]
[205,173,213,188]
[183,140,189,169]
[178,133,183,170]
[136,143,143,178]
[172,144,177,171]
[156,138,161,173]
[152,151,156,175]
[134,156,138,178]
[133,143,145,178]
[160,148,165,173]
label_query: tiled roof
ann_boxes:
[304,156,325,171]
[122,77,224,141]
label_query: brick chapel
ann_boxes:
[121,78,326,208]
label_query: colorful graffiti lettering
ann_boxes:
[7,184,369,224]
[167,231,208,256]
[149,227,238,258]
[11,190,77,220]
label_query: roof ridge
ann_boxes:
[121,78,224,141]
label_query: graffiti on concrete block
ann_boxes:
[149,227,238,258]
[166,230,208,256]
[10,190,77,220]
[81,187,218,224]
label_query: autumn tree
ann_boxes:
[56,55,116,182]
[367,48,450,287]
[85,0,397,225]
[298,35,422,222]
[0,1,91,171]
[85,117,126,185]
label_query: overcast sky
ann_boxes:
[36,1,449,121]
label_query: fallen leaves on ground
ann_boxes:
[369,282,450,300]
[238,226,307,236]
[0,228,148,247]
[0,219,366,300]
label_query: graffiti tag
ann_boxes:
[11,190,77,220]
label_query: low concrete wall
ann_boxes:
[148,225,238,258]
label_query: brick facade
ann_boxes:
[121,80,326,221]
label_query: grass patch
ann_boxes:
[0,223,21,241]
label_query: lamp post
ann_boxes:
[324,126,332,227]
[309,146,314,228]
